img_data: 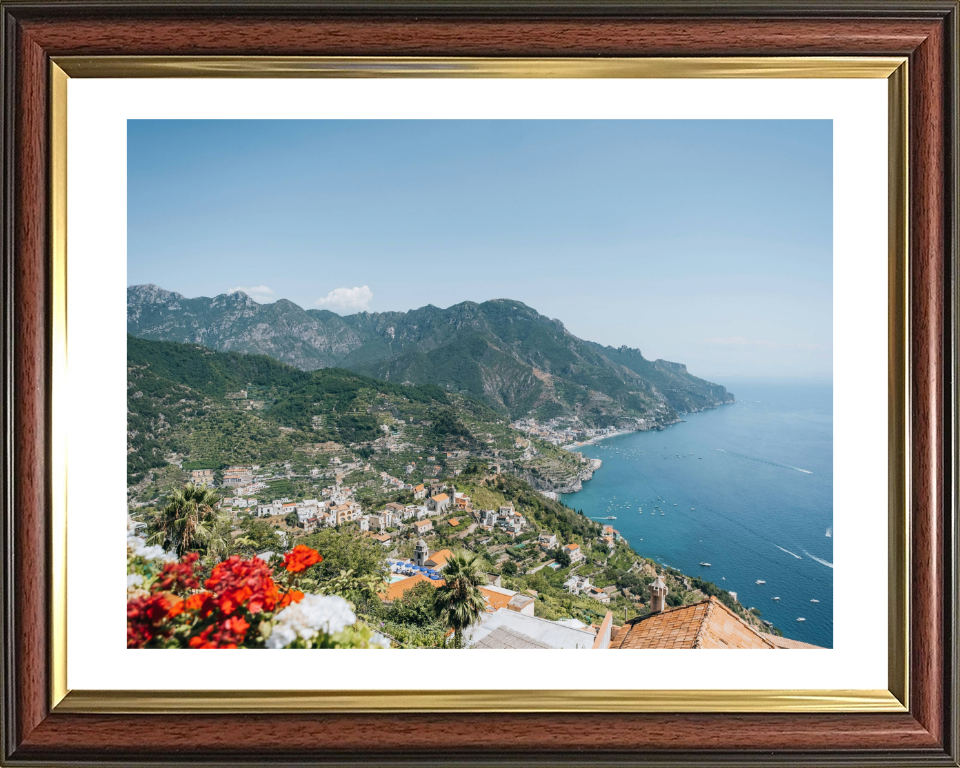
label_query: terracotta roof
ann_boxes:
[431,494,449,503]
[426,549,453,568]
[480,586,515,613]
[414,520,432,528]
[611,596,781,649]
[379,573,445,602]
[449,518,460,526]
[564,543,580,550]
[760,633,824,649]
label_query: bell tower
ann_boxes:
[649,574,668,613]
[414,538,429,567]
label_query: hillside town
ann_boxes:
[129,449,819,649]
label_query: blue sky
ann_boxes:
[128,119,832,378]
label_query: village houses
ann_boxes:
[562,542,584,564]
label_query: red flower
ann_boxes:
[282,545,322,574]
[151,552,201,595]
[185,593,210,613]
[204,555,280,615]
[187,615,250,649]
[127,593,175,648]
[279,589,305,608]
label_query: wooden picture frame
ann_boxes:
[1,1,957,765]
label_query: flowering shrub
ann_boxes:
[126,516,389,650]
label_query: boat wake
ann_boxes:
[802,549,834,569]
[776,545,802,560]
[716,448,812,474]
[825,526,832,538]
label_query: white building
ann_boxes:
[463,608,609,649]
[562,543,584,564]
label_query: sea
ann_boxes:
[560,377,833,648]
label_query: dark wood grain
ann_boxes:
[1,4,957,766]
[15,16,944,57]
[909,16,947,749]
[11,15,49,752]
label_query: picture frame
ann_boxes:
[1,1,957,765]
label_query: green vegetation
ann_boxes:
[129,287,735,428]
[145,482,230,560]
[434,550,487,648]
[126,335,774,644]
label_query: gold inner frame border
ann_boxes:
[48,55,909,714]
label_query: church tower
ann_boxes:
[649,574,668,613]
[414,538,429,567]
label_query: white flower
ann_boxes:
[135,543,168,561]
[266,594,357,648]
[370,633,391,649]
[265,622,298,650]
[126,530,175,562]
[127,573,143,589]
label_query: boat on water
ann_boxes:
[826,526,832,538]
[691,508,695,511]
[699,562,711,567]
[810,599,819,603]
[797,617,806,622]
[756,580,766,585]
[661,513,665,516]
[773,597,780,601]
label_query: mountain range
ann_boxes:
[127,284,734,426]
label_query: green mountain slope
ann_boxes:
[128,285,734,426]
[127,336,452,484]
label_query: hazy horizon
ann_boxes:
[129,119,833,379]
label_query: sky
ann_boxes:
[128,119,832,379]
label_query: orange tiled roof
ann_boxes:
[449,518,460,526]
[426,549,453,568]
[760,633,824,649]
[479,587,515,613]
[611,596,784,649]
[379,573,445,602]
[565,543,579,550]
[431,494,449,503]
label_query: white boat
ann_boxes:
[810,599,819,603]
[773,597,780,601]
[699,562,711,567]
[797,617,806,621]
[756,580,766,585]
[691,508,695,511]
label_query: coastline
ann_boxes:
[551,386,831,648]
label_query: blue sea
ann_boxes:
[561,378,833,648]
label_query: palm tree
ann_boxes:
[147,483,230,559]
[434,549,487,648]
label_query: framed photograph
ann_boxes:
[1,1,957,765]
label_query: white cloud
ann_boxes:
[228,285,275,302]
[313,286,373,314]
